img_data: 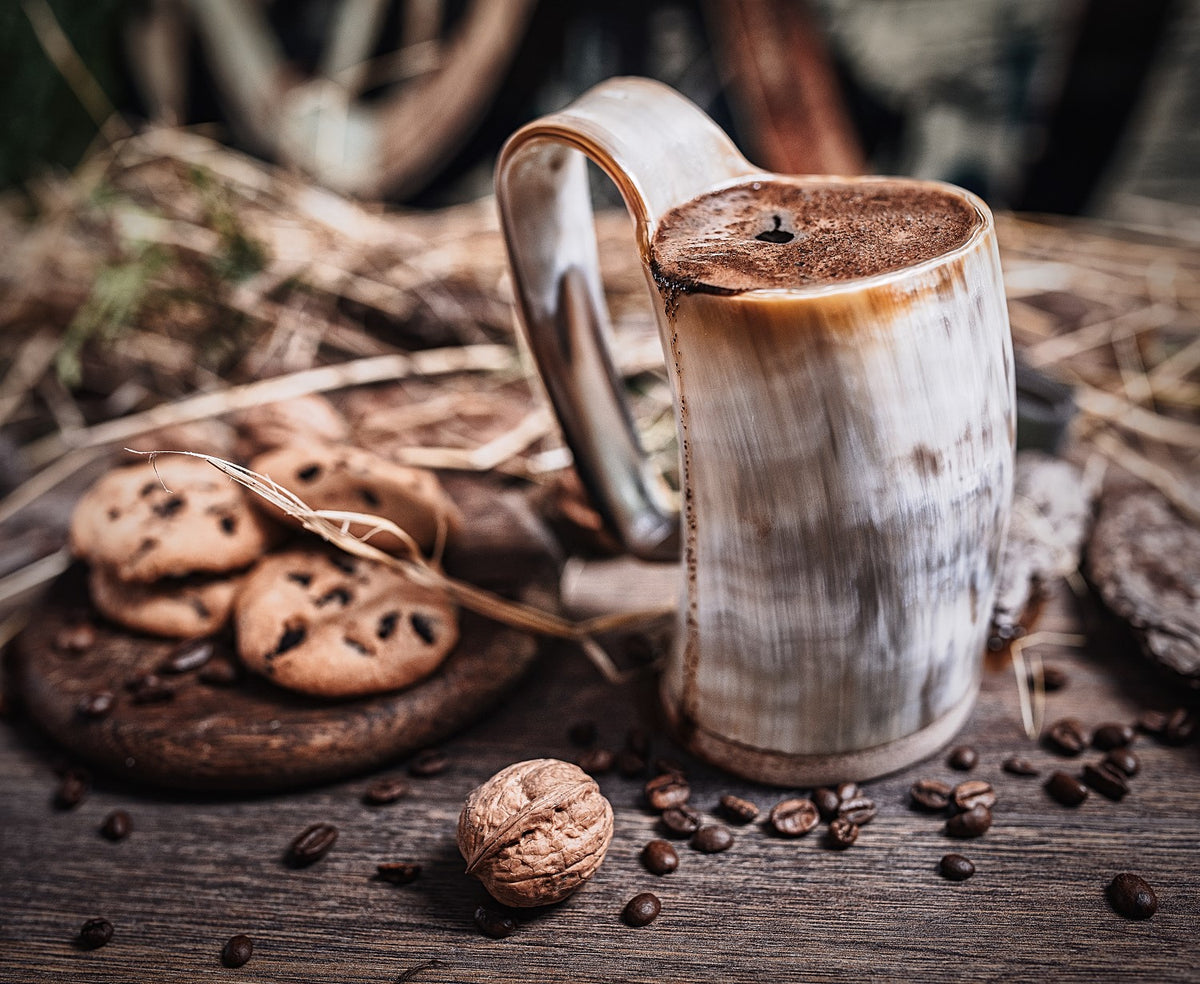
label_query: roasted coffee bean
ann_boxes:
[159,638,214,674]
[408,748,449,777]
[1045,718,1087,756]
[99,810,132,841]
[769,797,820,837]
[362,776,409,805]
[1136,710,1168,735]
[55,622,96,655]
[221,934,254,968]
[568,720,597,746]
[718,794,760,824]
[1082,762,1130,801]
[827,818,859,848]
[939,853,976,881]
[78,917,113,949]
[474,906,517,939]
[836,781,860,802]
[1162,707,1197,746]
[55,769,90,810]
[641,839,679,875]
[1037,665,1069,692]
[945,805,991,838]
[813,787,841,821]
[947,745,978,770]
[616,750,647,778]
[1107,873,1157,920]
[198,659,240,686]
[376,862,422,884]
[952,780,996,813]
[577,748,615,775]
[286,822,338,866]
[1092,722,1135,751]
[660,804,701,838]
[622,892,662,927]
[128,674,173,705]
[1044,770,1089,807]
[1103,748,1139,777]
[645,773,691,811]
[910,778,953,812]
[691,824,734,853]
[838,796,879,826]
[1002,755,1040,777]
[76,690,115,720]
[625,727,651,757]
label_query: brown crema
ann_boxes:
[650,179,981,294]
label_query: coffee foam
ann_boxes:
[650,180,981,294]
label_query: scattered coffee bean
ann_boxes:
[76,690,115,720]
[622,892,662,927]
[625,727,651,757]
[645,773,691,811]
[408,748,449,777]
[577,748,615,775]
[1091,722,1134,751]
[769,797,820,837]
[947,745,978,770]
[1136,710,1168,735]
[376,862,422,885]
[691,824,734,853]
[474,906,517,939]
[945,805,992,838]
[1044,770,1089,807]
[1036,665,1069,692]
[909,778,953,812]
[939,853,976,881]
[952,780,996,813]
[78,917,113,949]
[1107,873,1157,920]
[838,796,879,826]
[616,750,647,778]
[198,659,241,686]
[836,781,860,802]
[1161,707,1197,746]
[54,769,90,810]
[1103,748,1139,777]
[159,638,214,674]
[1002,755,1039,777]
[55,622,96,655]
[660,804,701,838]
[653,757,687,778]
[286,822,339,866]
[99,810,131,841]
[568,720,597,746]
[1081,762,1130,801]
[718,794,759,824]
[1045,718,1087,756]
[362,776,409,805]
[642,839,679,875]
[827,818,859,848]
[127,673,173,705]
[221,933,254,968]
[813,787,841,821]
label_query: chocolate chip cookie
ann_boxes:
[89,564,243,638]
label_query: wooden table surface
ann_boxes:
[1,575,1198,983]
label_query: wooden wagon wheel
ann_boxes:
[127,0,536,198]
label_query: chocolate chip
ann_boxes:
[409,612,436,645]
[297,464,322,482]
[275,625,306,655]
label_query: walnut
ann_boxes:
[457,758,614,907]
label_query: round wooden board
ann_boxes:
[12,564,538,792]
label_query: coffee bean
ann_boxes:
[76,690,115,720]
[198,659,241,686]
[286,822,338,866]
[827,818,858,848]
[54,769,90,810]
[1107,873,1157,920]
[127,673,173,705]
[947,745,978,770]
[577,748,615,775]
[660,804,701,838]
[625,727,651,757]
[1045,718,1087,756]
[1036,665,1069,692]
[768,797,820,837]
[653,758,687,777]
[616,750,647,778]
[945,805,991,838]
[159,638,214,674]
[55,622,96,655]
[838,796,878,826]
[1103,748,1139,777]
[813,787,841,821]
[641,839,679,875]
[1162,707,1197,746]
[78,917,113,949]
[910,778,954,812]
[221,934,253,968]
[645,773,690,811]
[939,853,976,881]
[1082,762,1130,801]
[718,794,759,824]
[1002,755,1039,777]
[376,862,422,884]
[1136,710,1168,735]
[474,906,517,939]
[951,780,996,813]
[1091,722,1134,750]
[622,892,662,927]
[568,720,597,746]
[99,810,131,841]
[408,748,449,777]
[362,776,409,805]
[690,824,734,853]
[836,781,860,802]
[1044,770,1089,807]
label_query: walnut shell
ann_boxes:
[457,758,614,907]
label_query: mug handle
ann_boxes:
[496,77,758,561]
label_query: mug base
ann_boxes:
[662,683,979,787]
